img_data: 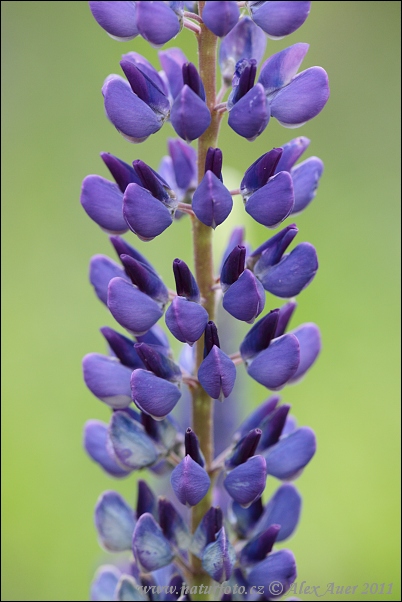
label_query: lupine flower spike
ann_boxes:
[82,2,329,599]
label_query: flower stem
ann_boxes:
[189,1,221,592]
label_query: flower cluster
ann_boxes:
[82,2,329,600]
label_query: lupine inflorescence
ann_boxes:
[82,2,329,600]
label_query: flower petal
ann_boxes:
[90,565,121,602]
[136,1,181,46]
[250,1,311,38]
[89,255,129,305]
[228,83,270,141]
[198,346,237,400]
[123,183,173,241]
[81,175,128,234]
[275,136,310,173]
[289,323,321,382]
[235,395,280,438]
[103,77,163,143]
[95,491,136,552]
[100,326,144,369]
[256,242,318,298]
[245,171,294,228]
[270,66,330,127]
[247,549,297,599]
[165,297,209,345]
[291,156,324,214]
[158,497,191,550]
[107,277,163,336]
[263,426,316,479]
[223,270,265,323]
[159,48,188,99]
[82,353,133,408]
[224,455,267,507]
[202,527,236,583]
[254,483,302,541]
[259,43,309,95]
[89,1,138,40]
[109,411,159,469]
[114,576,147,601]
[192,171,233,228]
[171,455,211,506]
[132,513,174,572]
[170,85,211,142]
[247,333,300,390]
[219,16,267,84]
[203,1,240,37]
[84,420,131,477]
[131,369,182,420]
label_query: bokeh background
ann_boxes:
[2,2,400,600]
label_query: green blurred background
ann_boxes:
[2,2,400,600]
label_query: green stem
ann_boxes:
[189,1,222,594]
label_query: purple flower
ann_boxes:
[224,455,267,506]
[170,63,211,141]
[202,527,236,583]
[171,455,211,506]
[95,491,136,551]
[198,322,236,400]
[89,2,139,41]
[84,420,131,478]
[136,1,183,46]
[132,513,174,572]
[192,147,233,228]
[219,16,267,84]
[248,1,311,38]
[247,548,297,598]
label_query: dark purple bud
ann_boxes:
[89,1,139,41]
[291,157,324,214]
[171,455,211,506]
[255,242,319,298]
[81,175,128,234]
[202,1,240,37]
[240,524,280,566]
[240,309,280,362]
[263,427,316,480]
[222,269,265,323]
[247,549,297,599]
[170,85,211,142]
[120,254,168,307]
[224,455,266,507]
[248,224,298,271]
[89,255,129,305]
[121,60,170,120]
[246,333,300,390]
[228,83,270,141]
[133,160,177,209]
[254,483,302,542]
[220,226,246,269]
[230,498,263,539]
[166,297,209,345]
[168,139,197,190]
[109,411,159,469]
[159,48,188,100]
[109,235,157,275]
[158,497,191,550]
[100,326,143,369]
[203,321,220,355]
[134,342,181,382]
[228,58,257,108]
[241,149,283,199]
[136,480,157,518]
[275,136,310,173]
[173,258,200,301]
[122,51,169,93]
[185,427,205,467]
[205,147,223,180]
[192,172,233,228]
[249,1,311,38]
[190,507,223,558]
[131,369,182,420]
[245,171,294,228]
[91,565,121,602]
[95,491,136,552]
[107,277,163,336]
[275,301,297,338]
[101,152,142,193]
[103,76,165,144]
[288,323,321,383]
[83,420,131,478]
[182,62,206,100]
[259,404,290,449]
[221,245,246,291]
[202,527,236,583]
[82,353,132,408]
[132,513,174,572]
[219,17,266,84]
[136,1,181,46]
[235,395,281,439]
[225,428,262,469]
